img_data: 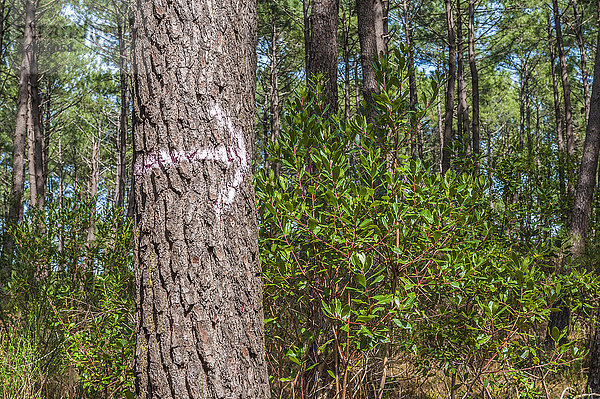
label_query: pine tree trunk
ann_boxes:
[573,0,591,121]
[548,12,566,212]
[270,20,281,176]
[468,0,480,174]
[114,14,129,212]
[131,0,269,398]
[356,0,386,114]
[553,0,575,199]
[571,0,600,257]
[4,0,36,261]
[343,1,351,122]
[309,0,339,114]
[456,0,469,154]
[442,0,457,174]
[404,0,420,159]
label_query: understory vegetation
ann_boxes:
[2,53,599,399]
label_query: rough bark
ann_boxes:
[588,305,600,393]
[131,0,269,398]
[442,0,457,175]
[308,0,339,114]
[356,0,386,114]
[570,1,600,257]
[468,0,480,174]
[4,0,36,261]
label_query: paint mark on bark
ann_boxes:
[134,104,248,215]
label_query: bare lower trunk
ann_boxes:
[131,0,269,397]
[442,0,456,174]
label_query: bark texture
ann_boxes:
[356,0,386,114]
[442,0,457,174]
[571,0,600,258]
[308,0,339,114]
[4,0,37,261]
[131,0,269,398]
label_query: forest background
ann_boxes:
[2,0,600,398]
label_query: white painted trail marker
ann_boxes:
[134,104,249,215]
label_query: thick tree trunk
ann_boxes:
[456,0,469,152]
[131,1,269,398]
[308,0,339,114]
[468,0,480,174]
[4,0,36,261]
[442,0,457,174]
[356,0,386,114]
[573,0,591,121]
[571,1,600,257]
[114,15,129,212]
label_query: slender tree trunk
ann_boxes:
[303,0,310,74]
[4,0,36,261]
[468,0,480,174]
[456,0,469,153]
[553,0,575,198]
[86,134,99,246]
[573,0,591,121]
[308,0,339,114]
[343,0,351,122]
[23,0,43,210]
[270,20,281,175]
[404,0,420,159]
[131,0,269,397]
[438,91,444,173]
[356,0,387,114]
[0,0,7,66]
[442,0,457,174]
[114,16,129,211]
[548,12,566,210]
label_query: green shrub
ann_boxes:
[256,51,598,398]
[1,194,135,399]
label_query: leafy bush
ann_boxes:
[256,51,598,398]
[0,194,135,399]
